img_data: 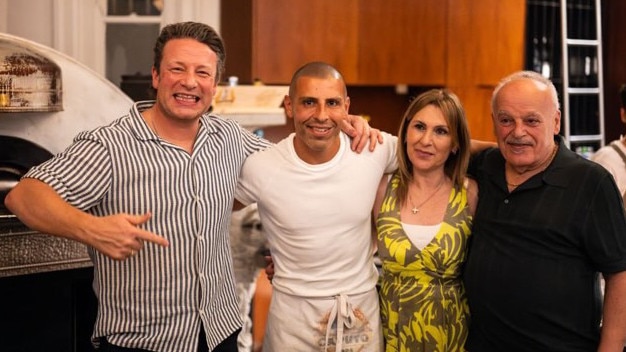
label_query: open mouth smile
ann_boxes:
[174,93,200,103]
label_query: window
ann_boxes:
[105,0,162,99]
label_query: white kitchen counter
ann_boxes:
[212,85,288,131]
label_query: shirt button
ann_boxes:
[504,199,509,204]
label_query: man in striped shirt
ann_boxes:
[4,22,374,352]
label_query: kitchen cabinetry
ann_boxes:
[221,0,357,84]
[220,0,446,86]
[356,0,447,85]
[446,0,527,141]
[221,0,525,141]
[447,0,526,87]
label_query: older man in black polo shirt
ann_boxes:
[464,71,626,351]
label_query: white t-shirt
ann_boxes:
[591,140,626,196]
[236,132,397,297]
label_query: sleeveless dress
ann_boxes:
[376,173,472,352]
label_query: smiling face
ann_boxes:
[151,38,219,123]
[284,75,350,164]
[492,78,560,173]
[406,104,454,175]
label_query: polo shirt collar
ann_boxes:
[483,135,570,190]
[542,135,572,188]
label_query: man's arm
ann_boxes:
[471,139,497,155]
[340,114,383,152]
[4,178,169,260]
[598,271,626,351]
[345,114,495,155]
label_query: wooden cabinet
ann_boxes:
[221,0,446,85]
[221,0,526,140]
[446,0,525,87]
[446,0,526,141]
[250,0,359,84]
[357,0,447,85]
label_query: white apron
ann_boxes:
[263,288,382,351]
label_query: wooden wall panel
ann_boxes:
[220,0,253,83]
[446,0,526,142]
[453,87,496,142]
[357,0,447,85]
[222,0,526,142]
[601,0,626,143]
[475,0,526,86]
[446,0,478,87]
[252,0,359,84]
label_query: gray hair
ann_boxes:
[491,71,560,111]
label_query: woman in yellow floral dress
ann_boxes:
[374,89,478,352]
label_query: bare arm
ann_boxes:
[598,271,626,351]
[470,139,497,155]
[372,174,389,221]
[371,174,390,253]
[4,178,169,260]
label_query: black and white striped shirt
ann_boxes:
[25,101,271,351]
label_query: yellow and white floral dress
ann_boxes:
[376,173,472,352]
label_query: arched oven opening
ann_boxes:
[0,135,53,218]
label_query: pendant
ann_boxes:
[411,207,418,214]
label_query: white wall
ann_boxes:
[0,0,221,75]
[1,0,54,47]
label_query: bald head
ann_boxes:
[492,71,560,113]
[289,62,346,98]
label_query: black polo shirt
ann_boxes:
[464,136,626,352]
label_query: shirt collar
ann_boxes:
[130,100,158,141]
[542,135,573,188]
[483,135,570,189]
[130,100,216,141]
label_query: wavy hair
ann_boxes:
[153,21,226,83]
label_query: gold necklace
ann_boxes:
[408,179,445,214]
